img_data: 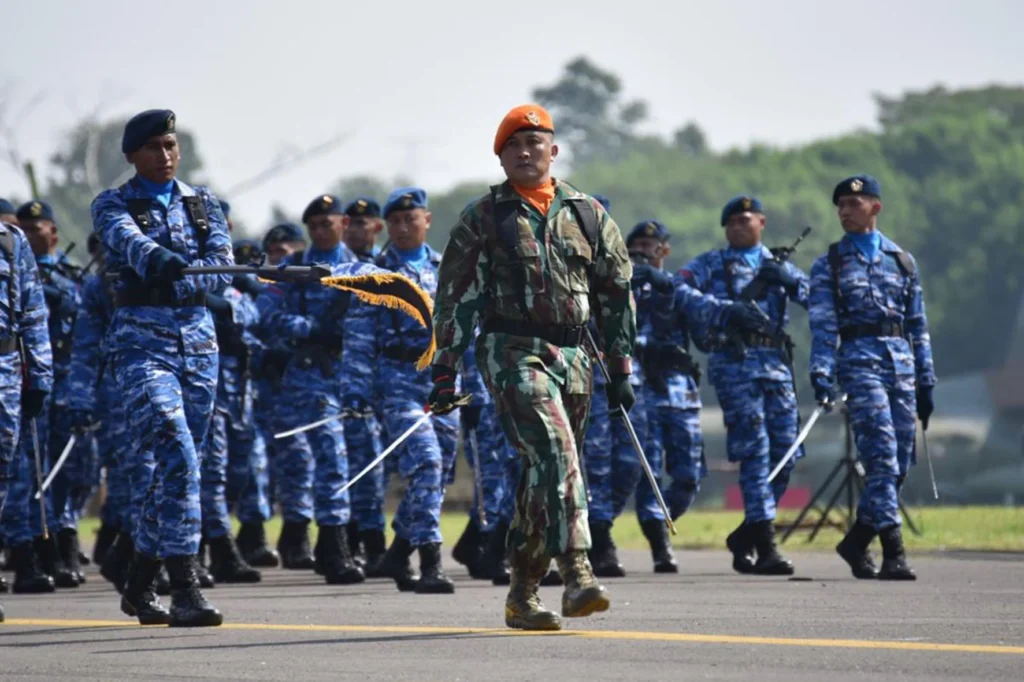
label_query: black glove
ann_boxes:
[306,322,344,350]
[342,394,369,414]
[43,283,64,306]
[258,347,290,381]
[147,247,188,284]
[810,373,837,411]
[232,274,265,297]
[461,405,482,430]
[917,385,934,430]
[428,365,458,415]
[724,301,769,333]
[605,374,636,413]
[639,344,669,395]
[632,264,674,293]
[758,259,799,293]
[206,292,233,317]
[22,389,47,420]
[69,409,93,431]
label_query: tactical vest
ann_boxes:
[0,226,16,352]
[125,195,210,258]
[826,242,916,319]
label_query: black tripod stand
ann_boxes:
[780,403,920,543]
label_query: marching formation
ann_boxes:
[0,104,935,632]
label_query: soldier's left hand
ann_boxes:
[606,374,636,413]
[22,389,47,420]
[428,365,457,415]
[69,409,93,431]
[916,385,934,430]
[632,264,674,293]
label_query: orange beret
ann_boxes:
[493,104,554,155]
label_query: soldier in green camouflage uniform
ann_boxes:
[430,104,636,631]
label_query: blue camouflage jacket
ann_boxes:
[0,222,52,393]
[66,272,115,413]
[90,176,233,355]
[808,232,935,387]
[681,245,809,385]
[36,252,81,385]
[638,272,703,409]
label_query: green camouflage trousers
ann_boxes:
[478,332,592,572]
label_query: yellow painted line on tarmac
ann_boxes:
[4,618,1024,656]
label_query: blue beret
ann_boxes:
[592,193,611,211]
[218,199,231,219]
[626,219,670,245]
[262,222,305,250]
[383,187,428,218]
[301,194,344,223]
[122,109,176,155]
[0,198,15,215]
[233,238,262,263]
[16,200,55,223]
[344,196,381,218]
[720,195,764,227]
[832,174,881,205]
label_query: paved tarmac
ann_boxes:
[1,549,1022,681]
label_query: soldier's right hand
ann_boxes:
[724,301,769,332]
[22,389,47,420]
[428,365,457,415]
[69,409,93,431]
[148,247,188,283]
[342,394,369,414]
[606,374,636,413]
[810,373,837,411]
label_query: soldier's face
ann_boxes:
[499,131,558,187]
[129,134,179,184]
[21,219,57,256]
[306,214,344,251]
[838,195,881,233]
[724,212,764,249]
[0,212,15,224]
[629,236,670,269]
[265,240,301,266]
[386,208,430,250]
[344,215,382,255]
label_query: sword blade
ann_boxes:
[36,433,76,499]
[274,413,342,439]
[467,428,487,528]
[767,393,847,484]
[30,417,48,539]
[339,411,432,496]
[620,408,677,536]
[922,428,939,500]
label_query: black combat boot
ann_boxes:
[360,529,388,578]
[641,519,679,573]
[236,522,280,568]
[196,538,215,588]
[165,555,223,627]
[378,536,419,592]
[120,552,172,625]
[347,520,365,567]
[540,564,563,586]
[588,520,626,578]
[751,521,795,576]
[315,525,365,585]
[0,574,8,593]
[278,521,316,570]
[451,519,482,576]
[0,601,4,622]
[11,542,55,594]
[415,542,455,594]
[877,526,916,581]
[92,523,119,566]
[154,565,171,596]
[100,532,134,591]
[58,528,86,584]
[36,535,78,588]
[836,521,879,579]
[209,535,262,583]
[726,522,757,574]
[480,525,511,585]
[555,550,610,618]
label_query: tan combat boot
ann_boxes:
[505,555,561,631]
[556,550,610,618]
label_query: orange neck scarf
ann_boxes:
[511,178,556,216]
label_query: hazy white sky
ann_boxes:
[1,0,1022,233]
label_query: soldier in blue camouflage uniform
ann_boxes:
[809,175,934,581]
[92,109,232,626]
[0,218,54,607]
[7,200,82,589]
[681,195,810,576]
[343,187,459,594]
[451,327,517,584]
[255,194,365,585]
[337,197,389,573]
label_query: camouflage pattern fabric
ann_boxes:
[344,412,385,531]
[808,233,935,530]
[583,379,644,524]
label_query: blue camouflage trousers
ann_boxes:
[1,396,54,545]
[0,361,23,533]
[646,405,706,520]
[96,385,132,530]
[463,403,515,532]
[583,387,646,524]
[344,413,385,532]
[113,348,216,559]
[841,365,916,531]
[272,365,350,527]
[717,378,802,524]
[381,376,458,547]
[225,398,271,525]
